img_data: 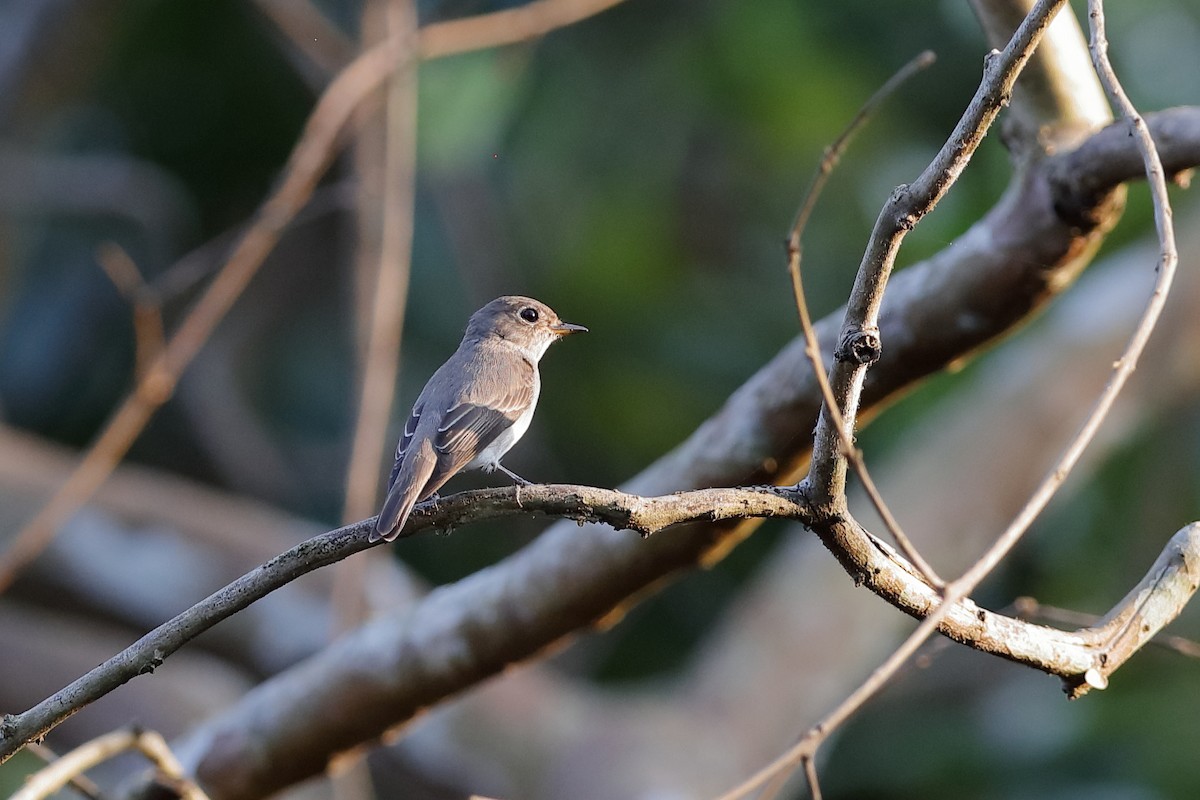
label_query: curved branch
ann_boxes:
[0,0,635,599]
[4,484,1198,784]
[0,37,414,594]
[807,0,1071,503]
[1050,106,1200,225]
[0,483,803,766]
[5,16,1199,800]
[1070,524,1200,696]
[113,102,1200,799]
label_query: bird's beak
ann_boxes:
[552,321,588,336]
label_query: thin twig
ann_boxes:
[417,0,628,59]
[789,51,936,241]
[0,37,412,594]
[12,728,210,800]
[785,50,943,589]
[806,0,1072,504]
[95,242,165,381]
[332,0,420,636]
[0,0,633,594]
[24,743,106,800]
[260,0,631,74]
[804,756,822,800]
[1156,635,1200,659]
[3,484,1197,770]
[724,0,1181,794]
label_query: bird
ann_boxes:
[372,295,587,542]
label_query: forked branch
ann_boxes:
[2,483,1197,768]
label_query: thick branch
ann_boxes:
[1070,523,1200,697]
[6,474,1197,779]
[8,24,1200,800]
[143,106,1199,798]
[7,495,1200,797]
[1051,106,1200,226]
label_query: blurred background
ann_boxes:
[1,0,1199,798]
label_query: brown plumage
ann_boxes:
[373,296,586,542]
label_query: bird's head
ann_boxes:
[468,295,587,360]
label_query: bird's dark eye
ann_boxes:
[519,307,539,323]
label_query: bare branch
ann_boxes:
[0,36,414,594]
[1070,524,1200,695]
[94,242,166,382]
[0,484,801,767]
[786,49,943,588]
[93,96,1200,796]
[23,743,104,800]
[719,519,1200,800]
[3,476,1195,788]
[0,0,634,598]
[12,728,208,800]
[805,0,1072,505]
[262,0,633,75]
[730,0,1186,794]
[417,0,629,59]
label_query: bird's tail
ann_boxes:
[372,449,436,543]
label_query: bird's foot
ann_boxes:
[497,463,533,487]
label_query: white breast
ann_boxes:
[467,376,540,472]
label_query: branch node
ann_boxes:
[835,325,882,366]
[140,650,166,676]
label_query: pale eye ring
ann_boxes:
[519,307,539,323]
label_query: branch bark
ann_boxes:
[807,0,1073,504]
[162,114,1199,800]
[1,99,1185,796]
[6,2,1200,797]
[2,482,1194,796]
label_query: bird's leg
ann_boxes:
[496,463,532,487]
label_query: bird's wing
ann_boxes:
[434,385,529,463]
[386,401,423,492]
[429,357,535,477]
[374,352,535,543]
[375,435,437,542]
[376,400,432,542]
